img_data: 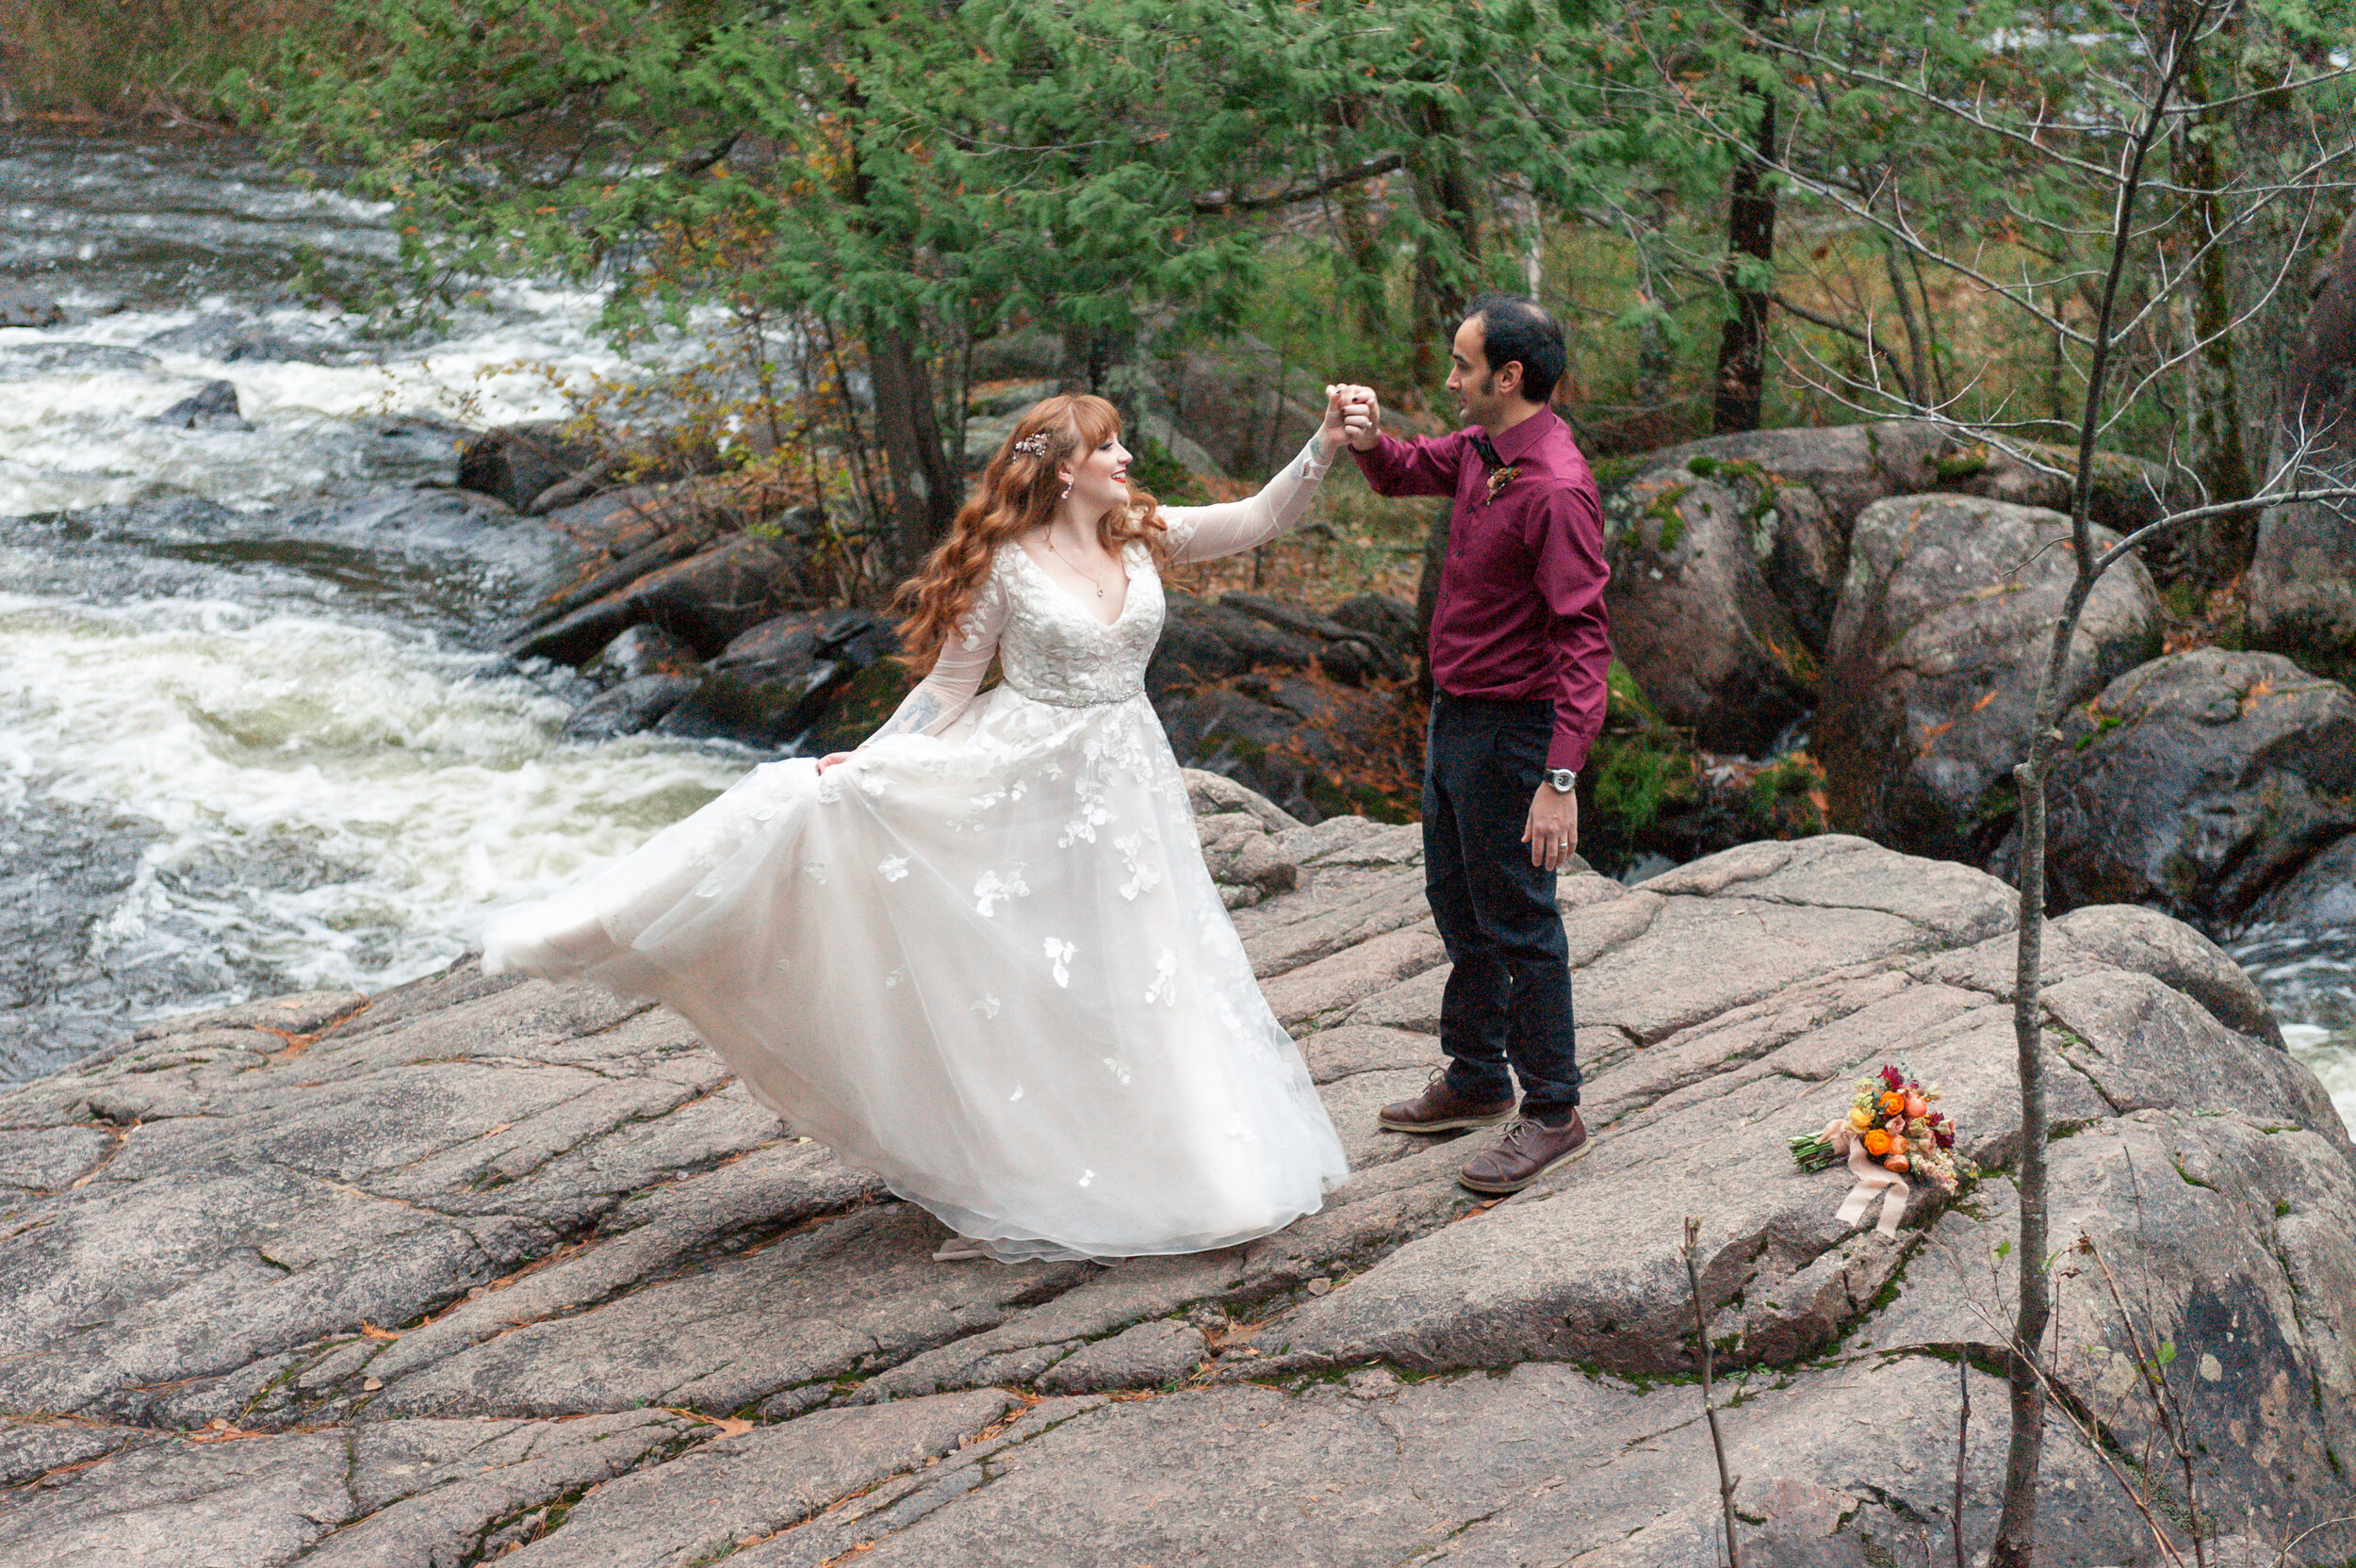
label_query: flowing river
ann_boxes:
[0,131,2348,1129]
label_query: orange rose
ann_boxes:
[1863,1129,1892,1157]
[1880,1091,1906,1116]
[1884,1152,1910,1173]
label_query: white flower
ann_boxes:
[878,855,908,882]
[973,865,1030,917]
[1143,948,1178,1006]
[1043,938,1075,988]
[814,773,843,805]
[859,771,889,798]
[1114,831,1162,902]
[803,862,827,884]
[1102,1056,1132,1086]
[883,965,906,989]
[1008,1083,1023,1102]
[1077,1168,1094,1187]
[972,992,1001,1019]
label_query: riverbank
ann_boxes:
[4,811,2350,1565]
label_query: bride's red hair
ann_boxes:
[895,394,1170,671]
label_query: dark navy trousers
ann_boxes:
[1422,692,1581,1115]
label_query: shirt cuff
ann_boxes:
[1547,727,1595,774]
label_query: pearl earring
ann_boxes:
[1059,478,1072,499]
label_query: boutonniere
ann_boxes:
[1485,465,1521,503]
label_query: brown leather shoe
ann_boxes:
[1457,1111,1593,1194]
[1379,1070,1517,1134]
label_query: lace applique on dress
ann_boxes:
[973,865,1030,916]
[1144,948,1179,1005]
[957,571,1006,652]
[1043,938,1075,988]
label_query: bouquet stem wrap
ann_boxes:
[1821,1119,1910,1236]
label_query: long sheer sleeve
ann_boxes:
[1161,434,1338,564]
[859,565,1006,744]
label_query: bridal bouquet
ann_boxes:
[1788,1064,1972,1235]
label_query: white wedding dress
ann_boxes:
[483,437,1351,1262]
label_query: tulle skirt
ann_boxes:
[481,685,1349,1262]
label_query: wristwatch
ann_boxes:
[1546,768,1578,793]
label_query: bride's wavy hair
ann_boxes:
[895,394,1170,670]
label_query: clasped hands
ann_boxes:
[1320,384,1382,455]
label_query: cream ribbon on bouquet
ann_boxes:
[1819,1119,1910,1237]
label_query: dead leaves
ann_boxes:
[663,1408,754,1438]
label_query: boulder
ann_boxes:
[2244,832,2356,930]
[1218,592,1409,685]
[1146,590,1324,700]
[0,341,158,378]
[2249,496,2356,683]
[802,654,922,757]
[2019,650,2356,927]
[457,422,603,513]
[661,611,900,750]
[140,313,328,365]
[1161,673,1417,825]
[580,624,702,691]
[4,833,2348,1567]
[1604,466,1817,754]
[1937,439,2180,543]
[0,285,65,329]
[1818,495,2161,861]
[148,379,252,432]
[1156,337,1326,478]
[1630,419,1955,532]
[1328,593,1421,668]
[560,674,698,742]
[506,535,806,666]
[2249,215,2356,680]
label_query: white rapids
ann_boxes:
[0,133,742,1075]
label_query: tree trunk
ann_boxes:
[869,326,959,572]
[2171,1,2258,588]
[1712,3,1778,434]
[1408,101,1481,388]
[2232,2,2338,489]
[1325,100,1392,346]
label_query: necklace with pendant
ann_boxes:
[1043,536,1106,597]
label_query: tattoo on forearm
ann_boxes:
[866,687,949,743]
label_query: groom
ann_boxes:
[1345,295,1612,1194]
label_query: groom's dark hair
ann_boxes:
[1464,294,1565,403]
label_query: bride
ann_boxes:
[483,385,1373,1262]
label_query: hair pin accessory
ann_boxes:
[1013,433,1051,457]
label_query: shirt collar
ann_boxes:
[1480,404,1562,467]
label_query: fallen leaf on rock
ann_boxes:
[362,1378,383,1391]
[359,1322,403,1340]
[663,1408,753,1438]
[483,1122,513,1137]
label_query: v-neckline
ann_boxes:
[1016,539,1136,629]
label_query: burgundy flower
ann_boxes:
[1936,1126,1955,1150]
[1880,1065,1905,1091]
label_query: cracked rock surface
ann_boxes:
[5,825,2351,1566]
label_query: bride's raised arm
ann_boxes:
[1161,385,1364,564]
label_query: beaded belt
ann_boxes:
[1006,681,1146,709]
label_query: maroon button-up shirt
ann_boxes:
[1350,406,1612,771]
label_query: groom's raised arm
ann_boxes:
[1350,428,1470,498]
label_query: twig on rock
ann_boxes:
[1955,1348,1971,1568]
[1682,1215,1742,1568]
